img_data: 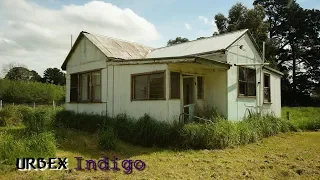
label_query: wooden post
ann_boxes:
[286,111,290,120]
[0,100,2,110]
[53,100,56,111]
[12,102,14,106]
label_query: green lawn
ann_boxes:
[1,129,319,180]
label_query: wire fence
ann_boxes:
[0,100,65,110]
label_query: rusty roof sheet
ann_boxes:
[83,32,153,59]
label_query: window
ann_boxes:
[69,70,101,102]
[197,76,204,99]
[70,74,79,102]
[170,72,180,99]
[92,71,101,101]
[132,71,165,100]
[264,74,271,103]
[238,67,256,97]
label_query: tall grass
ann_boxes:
[282,107,320,130]
[0,131,56,165]
[179,115,296,149]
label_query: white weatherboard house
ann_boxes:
[61,29,283,122]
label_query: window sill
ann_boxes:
[68,101,103,104]
[237,96,256,99]
[131,98,166,101]
[263,102,272,104]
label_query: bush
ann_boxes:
[98,127,118,150]
[0,79,65,104]
[0,131,56,165]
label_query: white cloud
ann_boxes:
[0,0,159,76]
[185,23,192,30]
[198,16,209,24]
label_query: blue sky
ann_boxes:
[0,0,318,75]
[32,0,319,46]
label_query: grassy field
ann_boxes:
[282,107,320,130]
[0,129,319,180]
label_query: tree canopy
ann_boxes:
[43,68,66,85]
[167,37,190,46]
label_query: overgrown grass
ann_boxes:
[282,107,320,130]
[0,131,56,165]
[180,115,296,149]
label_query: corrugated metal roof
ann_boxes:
[147,29,248,58]
[83,32,153,59]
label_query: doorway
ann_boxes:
[183,77,195,121]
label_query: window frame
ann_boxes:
[70,74,79,102]
[197,76,204,99]
[131,70,166,101]
[263,73,271,103]
[69,69,102,103]
[170,71,181,99]
[238,66,257,98]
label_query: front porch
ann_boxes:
[168,61,229,122]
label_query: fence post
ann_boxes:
[12,102,14,106]
[286,111,290,120]
[33,102,36,109]
[53,100,56,111]
[0,100,2,110]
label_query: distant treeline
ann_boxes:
[0,79,65,104]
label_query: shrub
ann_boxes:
[0,79,65,104]
[98,127,118,150]
[0,131,56,165]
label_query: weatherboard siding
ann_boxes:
[65,36,108,115]
[226,34,281,120]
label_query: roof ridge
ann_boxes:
[82,31,154,49]
[151,29,248,51]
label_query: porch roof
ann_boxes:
[107,55,232,69]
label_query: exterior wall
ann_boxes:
[261,70,282,117]
[204,71,228,117]
[108,63,181,123]
[65,36,108,115]
[227,34,264,120]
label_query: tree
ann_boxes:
[214,3,269,51]
[1,62,26,77]
[254,0,320,105]
[30,70,42,82]
[5,67,33,81]
[167,37,189,46]
[43,68,66,85]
